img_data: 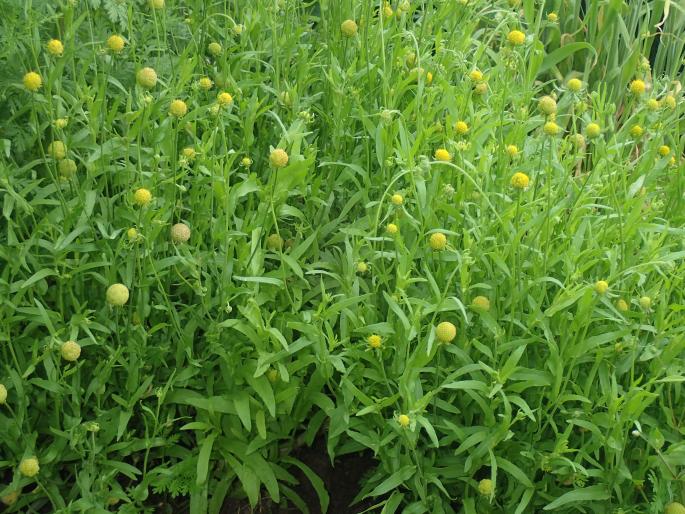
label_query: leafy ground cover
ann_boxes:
[1,0,685,513]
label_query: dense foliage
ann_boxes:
[1,0,685,513]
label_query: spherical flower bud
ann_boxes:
[217,92,233,106]
[61,340,81,362]
[658,145,670,157]
[538,96,557,115]
[511,172,530,189]
[170,223,191,243]
[169,99,188,118]
[59,159,77,178]
[547,12,558,22]
[586,123,601,139]
[630,79,646,95]
[266,369,278,383]
[664,94,676,110]
[639,296,652,310]
[270,148,289,168]
[48,141,67,160]
[617,299,629,312]
[469,70,483,82]
[571,133,586,148]
[665,502,685,514]
[436,321,456,343]
[0,383,7,405]
[474,82,488,95]
[454,120,469,135]
[241,156,253,167]
[471,296,491,311]
[23,71,42,92]
[198,77,213,90]
[391,193,404,205]
[208,42,222,56]
[47,39,64,56]
[182,147,196,160]
[1,491,18,506]
[106,283,129,306]
[127,228,139,241]
[434,148,452,162]
[133,188,152,206]
[567,78,583,92]
[19,457,40,478]
[136,67,158,89]
[266,233,284,250]
[55,117,68,129]
[630,125,643,138]
[398,414,410,427]
[594,280,609,295]
[149,0,164,9]
[368,334,382,349]
[429,232,447,251]
[107,35,125,53]
[356,261,368,273]
[478,479,494,496]
[506,144,519,157]
[507,30,526,45]
[543,121,560,136]
[386,223,398,235]
[233,24,245,36]
[341,19,358,37]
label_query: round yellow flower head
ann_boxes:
[61,340,81,362]
[133,188,152,206]
[269,148,289,168]
[586,123,601,139]
[182,147,196,160]
[127,228,139,241]
[171,223,191,243]
[507,30,526,45]
[386,223,398,235]
[136,67,158,89]
[511,172,530,189]
[233,24,245,36]
[0,383,7,405]
[436,321,456,343]
[106,283,129,306]
[356,261,368,273]
[55,117,68,129]
[1,490,18,506]
[19,457,40,478]
[571,133,586,148]
[391,193,404,206]
[23,71,42,92]
[471,296,491,311]
[47,39,64,56]
[241,156,253,167]
[647,98,660,111]
[48,141,67,160]
[398,414,410,427]
[429,232,447,251]
[454,120,469,135]
[506,144,519,157]
[149,0,164,9]
[594,280,609,295]
[59,159,77,178]
[198,77,213,90]
[630,79,646,95]
[368,334,382,349]
[341,19,358,37]
[217,92,233,106]
[426,71,434,84]
[544,121,560,136]
[474,82,488,95]
[630,125,643,138]
[383,2,393,17]
[664,94,677,110]
[639,296,652,310]
[616,298,629,312]
[469,69,484,82]
[547,12,558,22]
[478,478,494,496]
[567,78,583,92]
[107,35,125,53]
[208,42,222,56]
[169,99,188,118]
[266,233,284,250]
[434,148,452,162]
[665,502,685,514]
[658,145,670,157]
[538,96,557,115]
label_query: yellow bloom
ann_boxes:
[23,71,42,92]
[506,144,519,157]
[647,98,660,111]
[233,24,245,36]
[454,120,469,135]
[0,383,7,405]
[630,79,646,95]
[664,94,677,110]
[107,35,125,53]
[507,30,526,45]
[208,42,222,56]
[217,92,233,106]
[133,188,152,206]
[567,78,583,92]
[469,69,483,82]
[383,2,393,17]
[368,334,382,349]
[478,478,494,496]
[59,159,77,178]
[136,67,158,89]
[471,296,491,311]
[61,340,81,362]
[510,172,530,189]
[665,502,685,514]
[391,193,404,205]
[658,145,670,157]
[386,223,399,235]
[149,0,164,9]
[266,233,284,250]
[474,82,488,95]
[629,125,643,138]
[594,280,609,295]
[586,123,601,139]
[182,147,196,160]
[436,321,456,343]
[616,298,629,312]
[47,39,64,56]
[48,141,67,160]
[398,414,410,427]
[356,261,368,273]
[434,148,452,162]
[269,148,289,168]
[106,283,129,306]
[341,19,358,37]
[543,121,560,136]
[19,457,40,478]
[198,77,213,90]
[127,228,139,241]
[54,117,68,129]
[538,96,557,115]
[171,223,191,243]
[241,156,253,167]
[547,12,558,22]
[429,232,447,251]
[169,99,188,118]
[639,296,652,310]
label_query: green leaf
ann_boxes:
[197,433,217,485]
[543,485,610,510]
[540,43,597,73]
